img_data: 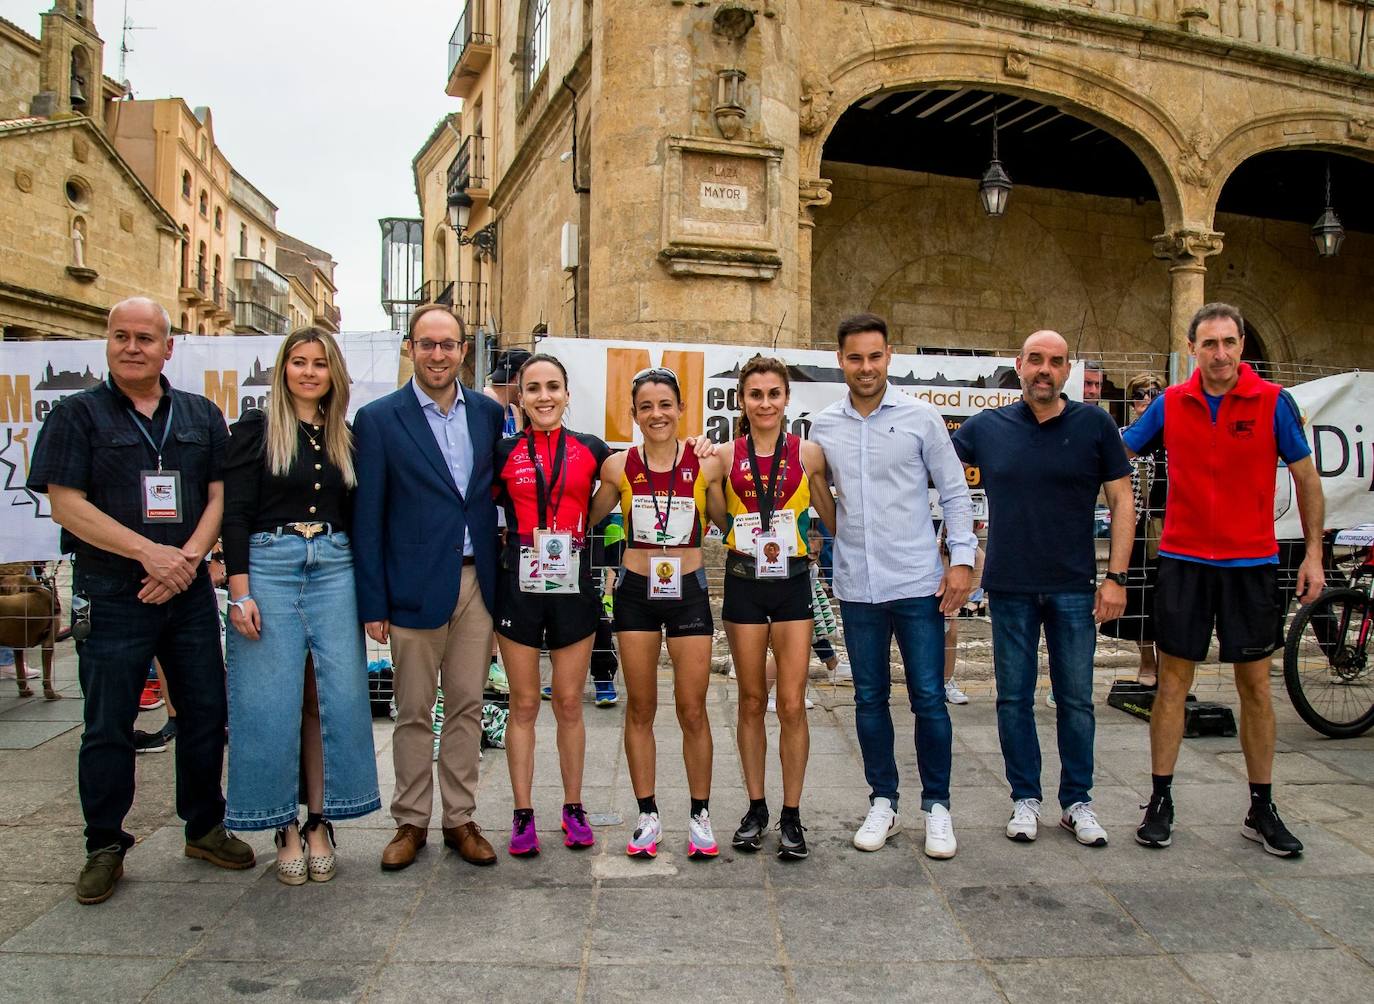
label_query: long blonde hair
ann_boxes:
[265,327,356,487]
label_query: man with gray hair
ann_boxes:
[27,297,253,905]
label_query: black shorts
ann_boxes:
[1154,556,1284,664]
[495,562,602,651]
[722,569,813,624]
[613,568,714,637]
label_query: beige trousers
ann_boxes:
[387,565,493,829]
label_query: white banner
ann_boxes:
[0,333,399,562]
[1276,371,1374,538]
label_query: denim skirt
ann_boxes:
[225,531,381,829]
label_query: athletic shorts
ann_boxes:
[613,568,714,637]
[495,561,602,651]
[722,569,813,624]
[1154,556,1284,664]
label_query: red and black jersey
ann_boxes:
[494,427,611,549]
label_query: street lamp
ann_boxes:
[446,189,498,260]
[979,104,1012,218]
[1311,161,1344,259]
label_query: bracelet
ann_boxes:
[227,595,253,612]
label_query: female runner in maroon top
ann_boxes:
[492,353,619,856]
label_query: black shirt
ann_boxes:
[953,398,1132,593]
[26,375,228,577]
[222,409,353,576]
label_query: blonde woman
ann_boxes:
[223,328,380,884]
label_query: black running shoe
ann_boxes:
[1135,793,1173,848]
[1242,801,1303,857]
[132,728,168,754]
[731,805,768,852]
[777,815,808,861]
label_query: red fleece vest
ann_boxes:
[1160,364,1281,560]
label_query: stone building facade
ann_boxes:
[417,0,1374,372]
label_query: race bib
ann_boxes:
[518,546,581,594]
[754,531,788,578]
[631,495,697,546]
[731,510,797,556]
[141,470,183,523]
[648,556,682,600]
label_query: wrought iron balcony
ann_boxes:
[447,134,489,198]
[446,1,493,99]
[415,280,456,306]
[414,280,488,328]
[231,295,288,335]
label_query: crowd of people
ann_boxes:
[26,296,1326,905]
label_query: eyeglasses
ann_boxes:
[632,366,678,387]
[412,338,461,355]
[1131,387,1162,401]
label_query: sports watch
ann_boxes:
[1102,571,1128,587]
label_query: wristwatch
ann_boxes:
[1103,571,1128,587]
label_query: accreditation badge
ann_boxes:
[754,531,788,578]
[631,496,697,546]
[518,546,580,594]
[732,511,798,556]
[536,530,572,577]
[140,470,183,523]
[648,556,682,600]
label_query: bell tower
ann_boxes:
[35,1,108,128]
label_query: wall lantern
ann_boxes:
[447,189,497,260]
[979,105,1012,218]
[1311,162,1345,258]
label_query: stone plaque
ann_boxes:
[682,151,766,225]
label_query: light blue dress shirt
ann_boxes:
[411,377,474,556]
[810,383,976,604]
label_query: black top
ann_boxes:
[953,398,1132,593]
[222,409,352,576]
[27,376,228,578]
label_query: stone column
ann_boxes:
[1152,228,1223,372]
[797,177,831,345]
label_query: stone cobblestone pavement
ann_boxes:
[1,652,1372,1003]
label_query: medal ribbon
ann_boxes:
[745,429,785,534]
[526,428,568,532]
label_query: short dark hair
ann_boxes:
[517,352,568,386]
[1187,302,1244,343]
[407,303,467,343]
[836,312,888,348]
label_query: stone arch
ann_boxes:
[433,224,449,285]
[1208,275,1298,366]
[1205,112,1374,220]
[802,41,1189,227]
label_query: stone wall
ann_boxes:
[811,161,1372,369]
[0,26,40,121]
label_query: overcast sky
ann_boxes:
[2,0,457,330]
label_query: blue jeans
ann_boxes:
[838,596,950,812]
[225,532,380,830]
[987,590,1097,808]
[73,565,226,853]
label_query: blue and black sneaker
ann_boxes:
[594,680,619,707]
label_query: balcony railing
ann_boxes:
[213,279,225,309]
[416,279,489,328]
[196,267,207,294]
[230,295,287,334]
[415,280,456,306]
[447,134,489,197]
[446,1,493,98]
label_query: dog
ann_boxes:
[0,562,61,700]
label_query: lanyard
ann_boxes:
[642,443,682,547]
[126,394,175,472]
[526,428,567,531]
[745,429,785,533]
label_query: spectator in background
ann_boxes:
[1083,359,1104,404]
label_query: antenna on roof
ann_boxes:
[117,0,155,95]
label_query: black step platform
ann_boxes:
[1106,680,1237,737]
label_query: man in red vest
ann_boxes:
[1123,303,1325,857]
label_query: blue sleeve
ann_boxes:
[350,405,388,623]
[951,415,976,464]
[1275,390,1310,465]
[1121,395,1165,455]
[1098,412,1133,481]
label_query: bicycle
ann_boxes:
[1283,525,1374,738]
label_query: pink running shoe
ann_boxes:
[561,803,595,849]
[508,809,540,857]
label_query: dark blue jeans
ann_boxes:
[838,596,950,812]
[987,590,1097,809]
[74,564,227,853]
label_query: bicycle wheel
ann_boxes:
[1284,588,1374,738]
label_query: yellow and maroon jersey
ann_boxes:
[724,433,810,556]
[619,446,707,548]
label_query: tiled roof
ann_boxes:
[0,117,48,132]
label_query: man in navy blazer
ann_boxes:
[352,304,505,871]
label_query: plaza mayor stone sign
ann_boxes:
[661,136,782,279]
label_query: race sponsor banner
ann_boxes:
[0,333,399,562]
[1276,371,1374,538]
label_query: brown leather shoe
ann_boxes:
[443,821,496,866]
[381,824,428,871]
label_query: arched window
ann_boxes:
[199,190,208,217]
[522,0,551,99]
[239,224,247,257]
[182,171,192,199]
[214,206,222,232]
[180,225,190,286]
[179,312,189,332]
[259,237,267,261]
[197,241,206,291]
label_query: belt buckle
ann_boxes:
[287,521,327,540]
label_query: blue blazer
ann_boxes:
[352,381,503,630]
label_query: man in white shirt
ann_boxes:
[809,313,975,859]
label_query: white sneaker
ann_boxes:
[853,797,900,851]
[687,809,719,859]
[804,697,815,710]
[1006,797,1042,842]
[832,657,853,684]
[924,804,957,859]
[626,811,662,858]
[1045,690,1056,709]
[1061,801,1108,847]
[944,680,969,705]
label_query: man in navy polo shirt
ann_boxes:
[953,331,1134,847]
